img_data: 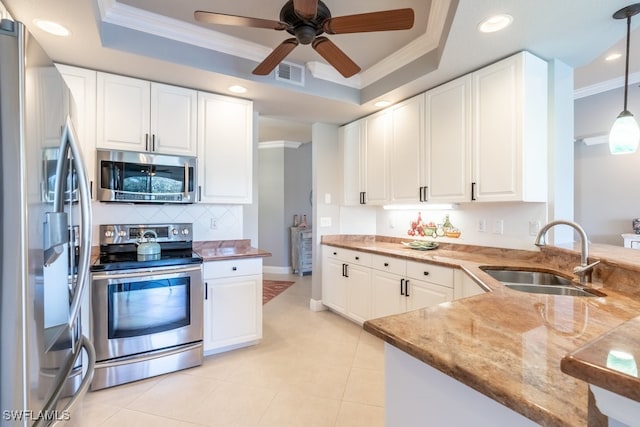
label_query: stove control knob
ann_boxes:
[104,230,114,238]
[172,229,179,235]
[118,230,127,237]
[182,228,190,235]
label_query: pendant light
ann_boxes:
[609,4,640,155]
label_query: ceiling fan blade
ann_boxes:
[194,10,288,30]
[323,8,414,34]
[312,37,360,78]
[293,0,318,20]
[253,38,299,75]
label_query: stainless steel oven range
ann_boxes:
[89,222,203,390]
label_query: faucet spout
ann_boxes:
[534,220,597,284]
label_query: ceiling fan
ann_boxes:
[194,0,415,78]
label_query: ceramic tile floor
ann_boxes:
[76,273,385,426]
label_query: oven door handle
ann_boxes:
[91,264,202,281]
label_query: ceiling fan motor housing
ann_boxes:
[280,0,331,44]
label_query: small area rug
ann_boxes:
[263,280,295,305]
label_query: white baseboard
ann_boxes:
[262,266,292,275]
[309,298,326,312]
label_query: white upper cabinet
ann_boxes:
[56,64,97,198]
[340,121,364,205]
[425,75,472,203]
[471,51,548,202]
[150,83,198,156]
[389,94,425,204]
[339,51,548,206]
[340,111,390,206]
[362,110,390,205]
[197,92,253,204]
[96,72,197,156]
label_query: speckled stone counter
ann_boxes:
[321,235,640,426]
[193,239,271,261]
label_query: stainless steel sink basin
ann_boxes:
[480,267,604,297]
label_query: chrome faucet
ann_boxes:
[534,220,600,285]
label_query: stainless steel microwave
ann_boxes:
[96,149,196,203]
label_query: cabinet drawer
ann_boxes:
[324,246,371,266]
[204,258,262,278]
[406,261,453,288]
[370,254,406,276]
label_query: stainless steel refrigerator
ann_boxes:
[0,17,95,427]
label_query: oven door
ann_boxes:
[91,264,203,362]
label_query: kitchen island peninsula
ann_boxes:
[321,235,640,426]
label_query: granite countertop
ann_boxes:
[193,239,271,261]
[322,235,640,426]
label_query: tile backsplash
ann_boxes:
[91,202,243,245]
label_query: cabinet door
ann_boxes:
[406,279,453,311]
[197,92,253,204]
[341,121,364,205]
[322,251,347,313]
[371,270,406,318]
[203,274,262,352]
[472,52,547,202]
[345,263,372,324]
[389,95,424,204]
[96,73,150,151]
[150,83,197,156]
[472,56,520,201]
[363,111,390,205]
[57,64,97,199]
[426,75,471,202]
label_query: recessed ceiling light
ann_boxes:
[228,85,247,94]
[606,52,622,61]
[374,100,391,108]
[33,19,70,36]
[477,14,513,33]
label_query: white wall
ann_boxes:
[574,84,640,245]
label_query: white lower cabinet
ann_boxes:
[372,255,453,318]
[323,246,460,323]
[202,258,262,355]
[322,247,372,324]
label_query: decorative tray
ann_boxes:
[401,241,439,251]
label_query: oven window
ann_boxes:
[108,277,190,339]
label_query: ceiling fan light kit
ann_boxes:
[195,0,414,78]
[609,3,640,155]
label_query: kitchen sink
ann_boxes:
[480,267,605,297]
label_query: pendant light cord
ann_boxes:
[624,14,631,111]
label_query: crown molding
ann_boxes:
[258,140,304,149]
[574,71,640,99]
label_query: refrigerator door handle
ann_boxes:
[55,117,93,334]
[35,335,96,427]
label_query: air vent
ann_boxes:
[275,62,305,86]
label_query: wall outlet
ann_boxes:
[529,220,541,236]
[477,219,487,233]
[320,217,332,227]
[493,219,504,235]
[210,218,217,230]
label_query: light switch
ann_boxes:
[320,217,332,227]
[324,193,332,204]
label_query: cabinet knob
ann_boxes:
[333,252,337,255]
[424,271,430,276]
[355,256,359,260]
[384,262,389,267]
[232,266,237,271]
